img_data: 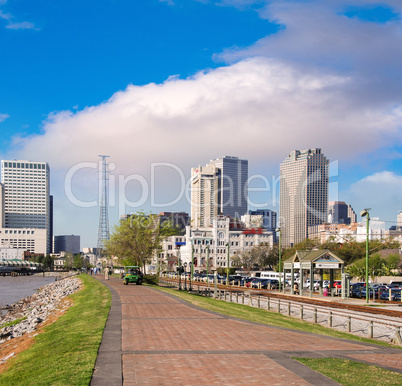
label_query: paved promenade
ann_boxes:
[91,277,402,385]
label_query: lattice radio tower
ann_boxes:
[97,155,110,256]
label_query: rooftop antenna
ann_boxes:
[97,155,110,258]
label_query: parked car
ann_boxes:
[252,278,269,289]
[380,289,401,301]
[350,283,365,298]
[305,280,320,290]
[266,279,279,289]
[241,277,253,287]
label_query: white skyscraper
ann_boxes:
[191,163,220,228]
[1,160,51,254]
[280,149,328,247]
[191,156,248,228]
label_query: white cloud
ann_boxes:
[0,113,9,123]
[345,171,402,223]
[0,6,37,30]
[0,10,11,20]
[218,0,402,88]
[159,0,175,5]
[6,21,36,30]
[12,57,402,175]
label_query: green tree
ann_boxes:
[282,239,319,260]
[43,255,54,270]
[346,253,395,281]
[64,253,74,270]
[73,254,84,270]
[105,212,175,274]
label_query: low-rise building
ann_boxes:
[156,216,274,272]
[0,227,47,255]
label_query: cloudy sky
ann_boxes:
[1,0,402,247]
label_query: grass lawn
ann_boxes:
[153,285,398,347]
[294,358,402,385]
[0,274,111,385]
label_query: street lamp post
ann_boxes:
[226,242,230,287]
[360,209,371,304]
[276,228,282,292]
[189,262,192,291]
[177,245,182,291]
[184,262,188,291]
[191,239,194,283]
[206,242,210,291]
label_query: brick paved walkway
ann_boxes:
[91,277,402,385]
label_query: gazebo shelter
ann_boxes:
[283,250,345,296]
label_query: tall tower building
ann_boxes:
[191,163,220,228]
[191,156,248,228]
[1,160,51,254]
[210,156,248,219]
[328,201,356,225]
[280,149,328,247]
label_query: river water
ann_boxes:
[0,275,56,311]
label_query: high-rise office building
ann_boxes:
[328,201,356,225]
[1,160,51,254]
[280,149,328,247]
[210,156,248,219]
[53,235,80,254]
[191,156,248,228]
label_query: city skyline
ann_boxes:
[1,1,402,246]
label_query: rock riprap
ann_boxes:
[0,274,81,345]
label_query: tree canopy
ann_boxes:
[105,212,176,273]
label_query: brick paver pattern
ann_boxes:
[104,280,402,385]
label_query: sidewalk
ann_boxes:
[91,277,402,385]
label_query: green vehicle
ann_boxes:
[123,266,143,285]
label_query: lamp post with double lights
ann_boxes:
[360,208,371,304]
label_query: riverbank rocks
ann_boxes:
[0,273,81,346]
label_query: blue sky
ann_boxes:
[1,0,402,247]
